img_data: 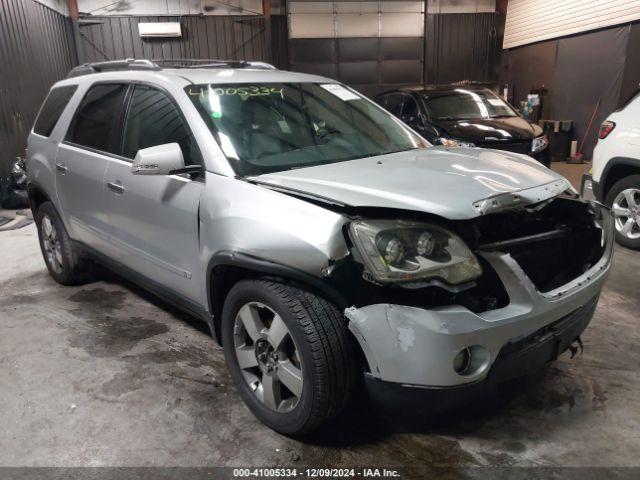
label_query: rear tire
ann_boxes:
[35,202,88,285]
[605,175,640,250]
[221,279,357,436]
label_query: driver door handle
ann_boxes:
[55,163,68,173]
[107,181,125,194]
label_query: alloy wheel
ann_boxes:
[612,188,640,240]
[233,302,303,413]
[41,214,63,274]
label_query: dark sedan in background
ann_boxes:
[376,85,550,166]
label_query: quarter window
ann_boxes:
[67,83,128,153]
[122,85,199,165]
[33,85,78,137]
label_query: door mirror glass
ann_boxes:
[131,143,185,175]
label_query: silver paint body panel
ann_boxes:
[26,66,611,388]
[252,147,569,219]
[346,207,613,387]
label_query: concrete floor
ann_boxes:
[1,175,639,471]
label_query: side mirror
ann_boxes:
[131,143,185,176]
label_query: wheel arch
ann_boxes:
[206,251,349,344]
[27,184,52,215]
[600,157,640,202]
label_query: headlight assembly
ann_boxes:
[349,220,483,285]
[531,134,548,153]
[437,137,475,148]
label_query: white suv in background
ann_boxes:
[583,91,640,250]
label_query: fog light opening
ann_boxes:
[453,345,491,377]
[453,348,472,375]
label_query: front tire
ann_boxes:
[35,202,87,285]
[605,175,640,250]
[221,279,357,436]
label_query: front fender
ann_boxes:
[198,172,351,317]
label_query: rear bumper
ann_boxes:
[364,295,597,413]
[346,202,613,388]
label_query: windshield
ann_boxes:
[186,83,427,176]
[422,88,517,120]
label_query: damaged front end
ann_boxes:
[340,196,613,389]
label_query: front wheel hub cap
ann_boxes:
[41,214,63,274]
[255,338,278,373]
[233,302,304,413]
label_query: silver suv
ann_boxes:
[27,59,613,435]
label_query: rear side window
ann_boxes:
[122,85,200,165]
[401,95,419,119]
[67,83,128,153]
[384,94,404,117]
[33,85,78,137]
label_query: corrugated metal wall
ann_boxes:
[504,0,640,49]
[77,0,263,16]
[78,15,270,63]
[0,0,76,201]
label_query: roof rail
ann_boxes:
[66,58,277,79]
[67,59,160,78]
[153,58,277,70]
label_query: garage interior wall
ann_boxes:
[77,0,264,16]
[288,1,426,99]
[77,15,272,64]
[0,0,76,201]
[0,0,506,202]
[425,11,502,84]
[501,23,640,160]
[288,0,503,98]
[0,0,289,204]
[501,0,640,160]
[504,0,640,49]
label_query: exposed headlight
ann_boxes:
[349,220,483,284]
[532,134,548,153]
[437,137,475,148]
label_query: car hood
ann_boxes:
[433,116,543,143]
[250,147,570,220]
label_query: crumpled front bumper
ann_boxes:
[345,203,614,388]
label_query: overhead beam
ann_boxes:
[67,0,83,64]
[263,0,272,62]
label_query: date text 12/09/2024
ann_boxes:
[232,468,402,478]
